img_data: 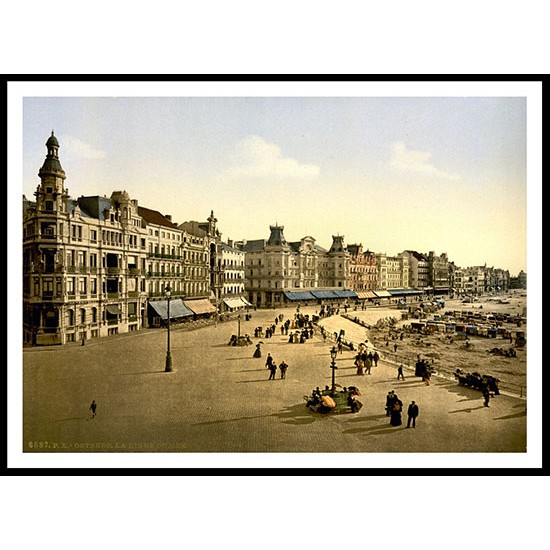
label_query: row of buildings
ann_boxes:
[22,133,524,346]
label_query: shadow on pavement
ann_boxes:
[273,403,328,425]
[54,416,87,423]
[444,384,482,401]
[448,406,486,414]
[345,413,387,424]
[234,368,267,373]
[236,378,279,383]
[494,411,526,420]
[191,403,326,427]
[348,423,405,436]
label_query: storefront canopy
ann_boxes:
[148,299,193,320]
[333,290,358,299]
[388,288,424,296]
[373,290,392,298]
[105,304,121,315]
[223,297,245,309]
[283,290,316,301]
[184,298,217,315]
[310,290,339,299]
[240,297,252,306]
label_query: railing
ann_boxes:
[107,267,120,274]
[107,292,119,299]
[107,318,118,325]
[147,253,182,259]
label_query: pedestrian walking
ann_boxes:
[89,400,97,419]
[268,362,277,380]
[397,364,405,380]
[373,351,379,367]
[279,361,288,379]
[407,401,419,428]
[365,356,372,375]
[394,343,398,353]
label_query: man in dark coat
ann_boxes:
[407,401,419,428]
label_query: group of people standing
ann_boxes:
[265,353,289,380]
[385,390,419,427]
[354,348,380,375]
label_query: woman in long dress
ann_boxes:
[253,343,262,358]
[390,398,403,426]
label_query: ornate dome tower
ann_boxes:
[35,131,68,213]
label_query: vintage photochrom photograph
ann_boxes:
[10,80,541,469]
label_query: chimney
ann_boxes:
[165,214,172,222]
[227,238,233,247]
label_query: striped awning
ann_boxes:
[352,290,380,299]
[184,298,217,315]
[148,299,193,320]
[223,297,245,309]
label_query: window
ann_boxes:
[79,278,87,294]
[43,278,54,295]
[90,279,97,295]
[90,230,97,242]
[67,278,75,295]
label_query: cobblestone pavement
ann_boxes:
[22,306,527,454]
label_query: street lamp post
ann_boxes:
[330,346,338,395]
[237,313,241,340]
[165,285,173,372]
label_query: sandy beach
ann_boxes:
[318,290,527,396]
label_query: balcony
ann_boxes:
[107,318,118,326]
[107,292,119,299]
[128,267,142,275]
[107,267,121,275]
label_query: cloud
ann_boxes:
[63,136,106,159]
[223,135,320,180]
[389,141,459,180]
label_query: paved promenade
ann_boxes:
[22,306,527,455]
